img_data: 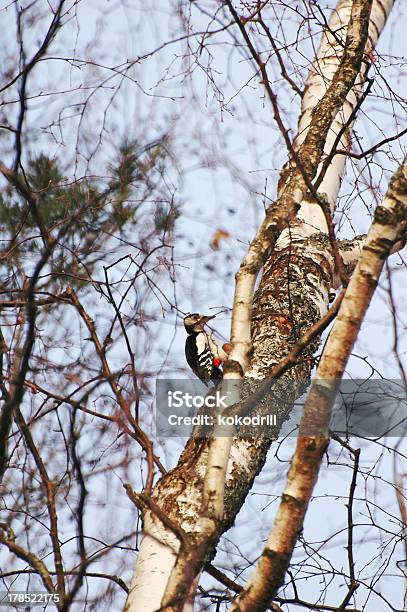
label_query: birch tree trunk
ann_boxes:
[229,154,407,612]
[124,1,396,610]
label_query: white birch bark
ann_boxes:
[202,247,262,525]
[124,514,180,612]
[124,1,395,610]
[228,155,407,612]
[277,0,394,240]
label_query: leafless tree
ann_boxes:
[0,1,406,611]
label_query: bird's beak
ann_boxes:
[200,315,215,324]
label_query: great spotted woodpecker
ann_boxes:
[183,313,227,384]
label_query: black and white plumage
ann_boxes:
[183,313,226,383]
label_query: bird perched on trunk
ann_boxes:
[183,313,228,384]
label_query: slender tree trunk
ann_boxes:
[228,155,407,611]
